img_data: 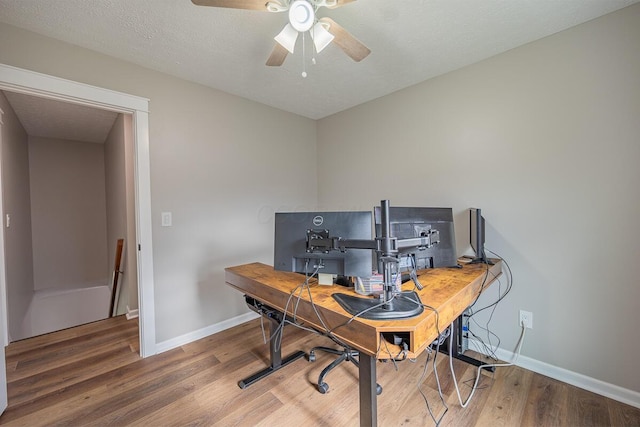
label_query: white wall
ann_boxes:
[317,5,640,393]
[104,113,137,315]
[122,114,138,313]
[26,286,110,337]
[0,22,318,344]
[28,136,109,291]
[0,91,34,341]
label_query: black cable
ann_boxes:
[467,248,513,318]
[464,248,513,365]
[398,293,441,338]
[465,259,492,309]
[416,334,449,426]
[467,275,503,358]
[327,292,404,335]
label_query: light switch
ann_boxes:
[161,212,172,227]
[5,214,9,228]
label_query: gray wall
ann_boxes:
[0,22,318,343]
[28,136,108,291]
[317,5,640,392]
[104,113,137,315]
[0,91,34,341]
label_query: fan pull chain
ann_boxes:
[311,23,317,65]
[301,32,307,78]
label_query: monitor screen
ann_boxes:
[469,208,491,264]
[374,206,458,269]
[273,211,373,278]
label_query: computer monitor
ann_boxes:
[469,208,492,264]
[373,206,459,271]
[331,202,432,320]
[273,211,373,279]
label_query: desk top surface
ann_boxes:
[225,260,502,358]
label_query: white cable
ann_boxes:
[449,321,527,408]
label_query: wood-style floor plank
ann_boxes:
[608,398,640,427]
[567,386,612,427]
[2,315,640,426]
[474,364,534,426]
[5,315,135,358]
[520,373,569,426]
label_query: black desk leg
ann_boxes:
[440,315,495,373]
[238,313,306,389]
[359,353,377,427]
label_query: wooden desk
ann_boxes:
[225,261,502,426]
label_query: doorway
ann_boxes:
[0,63,156,358]
[1,90,136,340]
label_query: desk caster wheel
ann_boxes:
[307,352,316,362]
[376,384,382,395]
[318,382,329,394]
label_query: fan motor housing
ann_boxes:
[289,0,315,32]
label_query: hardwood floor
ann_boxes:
[1,315,639,426]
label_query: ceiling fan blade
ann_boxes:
[266,43,289,66]
[319,17,370,62]
[190,0,271,11]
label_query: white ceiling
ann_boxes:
[0,0,638,122]
[3,91,119,143]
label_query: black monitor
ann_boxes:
[469,208,492,264]
[274,201,427,320]
[374,206,458,271]
[273,211,373,279]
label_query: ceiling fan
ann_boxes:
[191,0,371,67]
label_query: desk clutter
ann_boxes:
[225,202,513,426]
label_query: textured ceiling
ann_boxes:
[0,0,638,121]
[3,91,119,143]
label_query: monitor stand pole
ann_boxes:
[238,296,307,389]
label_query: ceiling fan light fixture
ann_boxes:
[288,0,315,32]
[311,22,334,53]
[274,23,299,54]
[265,0,290,13]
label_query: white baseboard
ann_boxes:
[155,311,260,355]
[126,306,139,320]
[468,338,640,409]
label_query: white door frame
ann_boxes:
[0,63,156,357]
[0,106,8,414]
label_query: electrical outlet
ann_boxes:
[161,212,172,227]
[519,310,533,329]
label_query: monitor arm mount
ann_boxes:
[306,200,440,309]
